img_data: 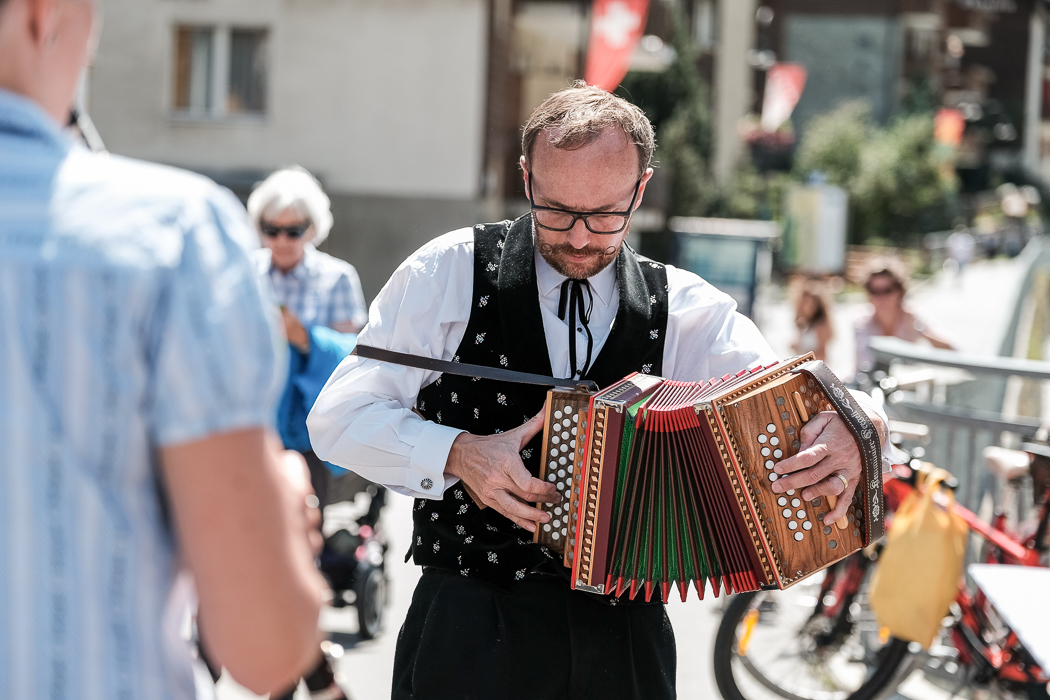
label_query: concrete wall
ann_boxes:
[88,0,489,200]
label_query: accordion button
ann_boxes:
[797,510,806,519]
[794,532,804,541]
[773,450,783,458]
[777,497,787,507]
[803,521,813,531]
[782,509,791,518]
[823,526,832,535]
[757,434,767,444]
[768,473,778,482]
[543,524,551,532]
[787,521,797,530]
[761,447,771,457]
[770,437,780,446]
[563,406,572,413]
[828,539,838,549]
[765,460,774,469]
[786,489,796,495]
[766,423,776,432]
[554,411,562,419]
[790,498,800,507]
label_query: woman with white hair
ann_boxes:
[246,166,366,700]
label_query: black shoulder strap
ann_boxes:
[352,345,599,393]
[796,360,886,544]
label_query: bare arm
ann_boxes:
[160,428,326,695]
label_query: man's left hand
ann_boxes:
[771,412,862,524]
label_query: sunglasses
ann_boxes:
[866,284,900,297]
[261,222,311,239]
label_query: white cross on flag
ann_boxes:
[585,0,650,91]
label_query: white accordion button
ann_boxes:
[777,497,787,506]
[803,521,813,531]
[773,449,783,458]
[788,521,797,530]
[794,532,804,541]
[766,423,776,432]
[770,437,780,446]
[757,434,767,444]
[761,447,771,457]
[797,510,806,519]
[554,411,562,419]
[790,498,800,507]
[782,509,791,518]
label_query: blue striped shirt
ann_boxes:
[0,89,285,700]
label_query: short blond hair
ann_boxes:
[247,166,334,245]
[521,81,655,176]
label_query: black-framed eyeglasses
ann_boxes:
[261,222,311,239]
[527,173,641,234]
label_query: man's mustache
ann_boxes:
[538,242,617,258]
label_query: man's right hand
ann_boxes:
[444,410,561,532]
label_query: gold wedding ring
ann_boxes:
[833,473,849,492]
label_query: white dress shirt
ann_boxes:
[308,226,782,499]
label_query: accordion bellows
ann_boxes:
[534,355,885,603]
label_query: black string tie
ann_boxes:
[558,278,594,380]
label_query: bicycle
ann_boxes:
[712,449,1049,700]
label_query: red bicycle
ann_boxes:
[712,449,1049,700]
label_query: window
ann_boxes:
[173,25,268,116]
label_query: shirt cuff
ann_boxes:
[406,421,465,499]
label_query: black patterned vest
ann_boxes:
[410,215,669,590]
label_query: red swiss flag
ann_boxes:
[585,0,650,92]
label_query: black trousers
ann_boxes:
[391,569,676,700]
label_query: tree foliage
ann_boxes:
[792,101,955,244]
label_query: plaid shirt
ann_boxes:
[256,245,368,330]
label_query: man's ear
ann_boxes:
[519,156,530,196]
[633,167,655,211]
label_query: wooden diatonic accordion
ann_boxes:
[533,355,885,603]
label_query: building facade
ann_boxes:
[88,0,493,299]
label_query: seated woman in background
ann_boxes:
[854,258,954,377]
[792,281,834,362]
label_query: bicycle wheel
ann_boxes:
[713,564,912,700]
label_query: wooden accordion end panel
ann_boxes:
[711,371,867,589]
[534,388,592,555]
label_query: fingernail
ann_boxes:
[543,513,551,522]
[772,483,783,493]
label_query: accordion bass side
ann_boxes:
[533,355,885,603]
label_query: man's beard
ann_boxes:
[537,240,620,280]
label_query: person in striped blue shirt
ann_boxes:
[0,0,328,697]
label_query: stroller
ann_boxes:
[319,478,390,639]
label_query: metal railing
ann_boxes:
[871,336,1050,514]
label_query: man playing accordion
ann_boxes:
[308,83,892,700]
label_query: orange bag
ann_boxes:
[869,468,968,648]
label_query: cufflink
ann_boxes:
[421,478,434,491]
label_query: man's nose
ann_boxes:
[567,219,591,248]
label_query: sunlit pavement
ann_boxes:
[215,257,1029,700]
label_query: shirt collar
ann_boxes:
[534,248,617,307]
[0,88,70,151]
